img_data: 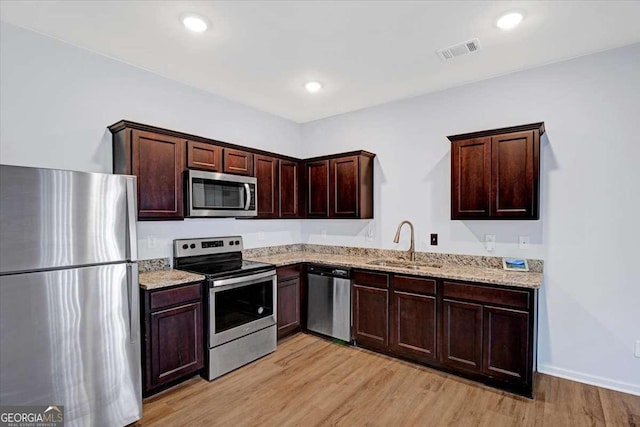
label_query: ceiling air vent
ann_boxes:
[437,38,481,61]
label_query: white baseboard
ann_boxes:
[538,364,640,396]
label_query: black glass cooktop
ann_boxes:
[178,259,274,280]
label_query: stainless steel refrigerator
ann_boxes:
[0,165,142,426]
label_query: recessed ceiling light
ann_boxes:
[496,12,524,30]
[182,13,209,33]
[305,81,323,93]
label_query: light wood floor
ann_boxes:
[138,334,639,426]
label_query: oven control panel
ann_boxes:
[174,236,243,257]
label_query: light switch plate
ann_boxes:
[519,236,530,249]
[485,235,496,252]
[257,231,265,241]
[147,236,157,249]
[321,229,327,239]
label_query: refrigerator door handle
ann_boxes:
[125,177,138,262]
[127,263,139,344]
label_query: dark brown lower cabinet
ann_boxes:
[350,269,537,397]
[352,285,389,351]
[142,282,204,396]
[441,280,536,396]
[482,306,529,381]
[277,265,302,339]
[391,291,437,362]
[389,275,437,363]
[352,270,389,351]
[442,299,483,371]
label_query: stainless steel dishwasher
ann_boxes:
[307,265,352,342]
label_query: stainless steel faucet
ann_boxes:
[393,220,415,262]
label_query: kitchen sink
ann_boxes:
[365,259,442,270]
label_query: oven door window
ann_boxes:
[192,178,246,210]
[214,280,274,333]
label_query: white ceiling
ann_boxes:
[1,1,639,123]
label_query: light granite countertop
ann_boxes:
[139,269,205,290]
[245,251,542,289]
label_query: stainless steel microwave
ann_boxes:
[186,170,257,217]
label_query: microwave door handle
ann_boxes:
[244,183,251,210]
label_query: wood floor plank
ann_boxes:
[135,334,640,427]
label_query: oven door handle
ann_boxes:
[211,270,276,289]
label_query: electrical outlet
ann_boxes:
[321,229,327,239]
[485,235,496,252]
[635,340,640,358]
[147,236,157,249]
[257,232,265,241]
[519,236,530,249]
[430,233,438,246]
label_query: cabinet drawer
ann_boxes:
[352,270,388,289]
[392,275,436,295]
[277,265,301,281]
[443,281,529,310]
[150,283,202,311]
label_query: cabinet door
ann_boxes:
[279,159,300,217]
[442,299,482,372]
[187,141,221,171]
[451,137,491,219]
[149,302,203,388]
[390,291,437,362]
[306,160,329,216]
[329,156,359,217]
[491,131,537,218]
[254,155,279,218]
[482,306,529,382]
[132,130,184,219]
[353,284,388,351]
[277,277,300,339]
[223,148,253,176]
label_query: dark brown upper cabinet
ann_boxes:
[110,121,375,221]
[187,140,221,172]
[448,122,544,220]
[305,151,375,219]
[254,154,279,218]
[223,148,253,176]
[112,128,185,220]
[305,160,330,216]
[278,159,300,218]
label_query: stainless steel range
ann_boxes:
[173,236,276,380]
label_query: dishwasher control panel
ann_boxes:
[307,264,351,278]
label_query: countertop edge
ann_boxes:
[248,252,542,289]
[139,269,206,290]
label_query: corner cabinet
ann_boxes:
[304,151,375,219]
[141,281,204,396]
[448,122,544,220]
[276,265,303,339]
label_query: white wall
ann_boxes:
[301,43,640,394]
[0,22,302,258]
[1,21,638,395]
